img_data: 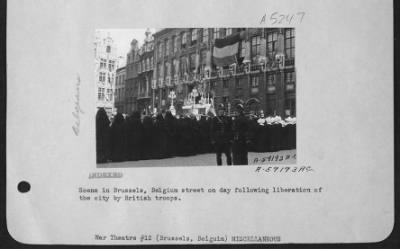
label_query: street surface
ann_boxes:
[97,149,296,168]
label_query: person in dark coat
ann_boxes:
[110,113,127,162]
[165,111,177,158]
[247,114,259,152]
[270,114,283,152]
[190,115,200,155]
[232,104,250,165]
[206,116,215,153]
[198,115,210,154]
[153,111,168,159]
[265,114,273,152]
[285,115,296,149]
[255,112,267,152]
[125,111,143,161]
[96,108,110,163]
[180,115,195,156]
[210,104,233,166]
[142,115,154,160]
[175,115,185,156]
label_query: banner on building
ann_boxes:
[212,33,241,67]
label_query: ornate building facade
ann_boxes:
[114,66,126,114]
[94,33,118,116]
[119,28,295,117]
[151,28,296,116]
[124,29,155,114]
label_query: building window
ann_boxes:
[213,28,220,40]
[98,87,105,100]
[267,32,278,57]
[285,98,296,116]
[201,50,207,67]
[108,60,115,71]
[223,80,228,89]
[158,42,163,58]
[182,32,187,48]
[107,89,112,101]
[235,80,241,89]
[172,59,177,76]
[251,36,261,62]
[202,29,209,44]
[267,74,275,85]
[165,39,169,56]
[251,76,259,89]
[190,53,196,71]
[191,29,198,45]
[99,72,106,82]
[240,40,246,58]
[220,28,226,38]
[106,45,111,53]
[171,36,175,54]
[157,63,162,78]
[266,96,276,115]
[174,36,179,53]
[226,28,232,36]
[210,81,215,90]
[165,61,171,77]
[107,73,112,83]
[285,71,296,85]
[100,59,107,69]
[285,29,295,59]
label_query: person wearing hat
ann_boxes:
[232,103,250,165]
[210,103,233,166]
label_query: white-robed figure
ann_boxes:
[257,110,266,126]
[254,110,268,152]
[265,114,274,125]
[285,115,297,125]
[284,112,296,149]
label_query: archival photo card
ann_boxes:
[95,28,296,168]
[6,0,394,245]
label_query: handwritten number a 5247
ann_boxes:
[263,11,305,25]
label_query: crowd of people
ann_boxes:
[96,104,296,165]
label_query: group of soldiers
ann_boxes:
[96,103,296,165]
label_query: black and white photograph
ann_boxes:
[95,28,297,167]
[6,0,394,245]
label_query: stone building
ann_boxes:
[125,39,139,113]
[94,33,119,116]
[114,66,126,114]
[124,29,155,114]
[150,28,296,117]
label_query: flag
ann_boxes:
[152,64,158,89]
[160,63,164,87]
[242,41,251,64]
[258,38,267,64]
[195,53,200,73]
[213,33,241,67]
[167,62,171,77]
[174,59,180,77]
[276,33,284,54]
[205,50,212,71]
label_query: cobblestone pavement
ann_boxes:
[97,149,296,168]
